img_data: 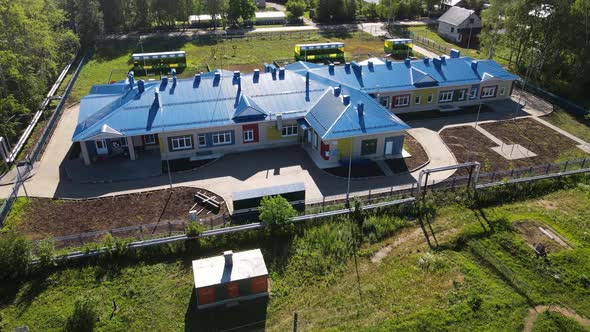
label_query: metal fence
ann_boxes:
[515,80,589,118]
[0,52,89,226]
[409,31,451,55]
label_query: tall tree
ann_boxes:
[75,0,104,48]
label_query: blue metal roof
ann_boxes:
[73,55,517,143]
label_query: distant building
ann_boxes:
[254,11,286,25]
[437,6,482,47]
[440,0,466,12]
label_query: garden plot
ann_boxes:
[6,187,227,241]
[514,220,573,254]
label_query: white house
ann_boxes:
[437,6,482,47]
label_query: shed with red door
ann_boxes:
[192,249,269,309]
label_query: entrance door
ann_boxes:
[95,140,108,155]
[384,140,393,156]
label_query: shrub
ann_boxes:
[259,195,296,238]
[417,252,448,272]
[65,296,99,332]
[0,232,31,285]
[34,239,56,271]
[362,215,407,243]
[185,222,204,237]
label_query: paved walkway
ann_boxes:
[407,127,458,180]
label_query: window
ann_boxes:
[170,135,193,151]
[470,88,478,99]
[394,95,410,107]
[379,96,390,108]
[96,140,105,149]
[458,90,465,101]
[313,132,318,149]
[244,129,254,142]
[439,90,454,102]
[500,86,506,96]
[361,139,378,156]
[450,27,455,33]
[415,96,421,104]
[198,134,206,147]
[144,134,156,145]
[470,18,475,24]
[282,124,298,137]
[212,131,232,145]
[120,137,128,147]
[427,94,433,103]
[481,86,496,98]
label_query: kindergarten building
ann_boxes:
[72,50,518,169]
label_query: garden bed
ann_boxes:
[6,187,228,241]
[384,134,429,173]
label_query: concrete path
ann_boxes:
[407,127,458,181]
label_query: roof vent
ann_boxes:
[342,95,350,105]
[128,71,135,90]
[253,69,260,77]
[334,86,341,96]
[233,71,240,79]
[278,67,285,79]
[424,58,430,65]
[154,90,159,102]
[471,60,478,70]
[357,103,364,117]
[450,49,461,58]
[214,71,221,79]
[172,75,177,85]
[404,58,411,67]
[224,250,233,266]
[385,59,392,67]
[328,63,335,74]
[440,55,447,63]
[351,61,362,74]
[433,58,441,68]
[345,62,351,72]
[137,79,144,93]
[161,76,168,85]
[367,61,373,69]
[171,68,177,77]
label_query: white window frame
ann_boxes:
[144,134,156,145]
[212,131,232,145]
[439,90,454,103]
[458,90,465,101]
[244,129,254,142]
[427,94,433,103]
[95,140,106,150]
[481,86,496,98]
[415,96,421,105]
[470,88,478,99]
[170,135,193,151]
[281,124,298,137]
[120,137,128,147]
[500,86,506,96]
[198,134,206,147]
[394,95,410,107]
[379,96,390,108]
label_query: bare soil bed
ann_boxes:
[480,118,586,162]
[14,187,228,240]
[440,118,588,173]
[514,220,572,254]
[384,134,429,173]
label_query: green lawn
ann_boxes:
[2,183,590,331]
[544,108,590,143]
[68,32,383,104]
[532,311,589,332]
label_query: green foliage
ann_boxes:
[102,233,130,257]
[532,311,588,332]
[75,0,104,49]
[416,252,448,272]
[286,0,306,23]
[0,232,31,286]
[259,195,296,238]
[362,214,407,243]
[65,296,99,332]
[34,239,56,270]
[185,221,204,237]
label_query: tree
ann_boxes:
[286,0,306,23]
[259,195,296,238]
[75,0,104,49]
[65,296,99,332]
[0,232,31,288]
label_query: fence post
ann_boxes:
[582,158,587,169]
[322,196,325,211]
[563,161,569,172]
[451,177,456,190]
[293,311,298,332]
[368,189,371,201]
[168,222,172,236]
[139,225,143,240]
[491,172,496,183]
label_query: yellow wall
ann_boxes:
[266,126,282,141]
[412,88,438,106]
[337,138,353,158]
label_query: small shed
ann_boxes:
[437,6,482,47]
[255,11,286,25]
[192,249,269,309]
[232,182,306,212]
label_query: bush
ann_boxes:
[65,296,99,332]
[259,195,296,238]
[417,252,448,272]
[185,222,204,237]
[362,215,407,243]
[34,239,56,271]
[0,232,31,285]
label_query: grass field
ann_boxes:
[544,108,590,143]
[1,182,590,331]
[68,31,384,103]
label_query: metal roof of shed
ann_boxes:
[192,249,268,289]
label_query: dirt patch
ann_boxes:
[514,220,572,254]
[523,305,590,332]
[371,228,423,264]
[14,187,228,240]
[384,134,429,173]
[440,118,588,174]
[324,161,384,178]
[480,118,586,163]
